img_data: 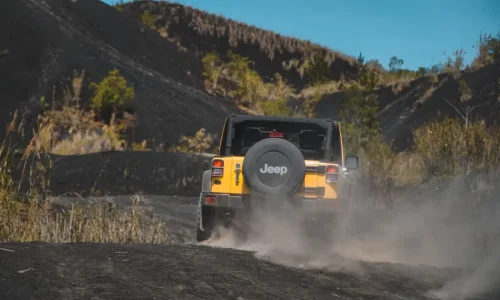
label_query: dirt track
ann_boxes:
[0,242,462,300]
[0,195,496,300]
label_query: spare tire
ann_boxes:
[242,138,306,199]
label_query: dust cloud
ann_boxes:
[201,176,500,300]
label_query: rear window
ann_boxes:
[229,120,328,160]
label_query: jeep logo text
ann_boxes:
[259,164,288,175]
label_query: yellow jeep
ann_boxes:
[196,114,359,242]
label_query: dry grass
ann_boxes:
[169,128,217,153]
[0,114,168,244]
[470,32,500,70]
[414,118,500,178]
[27,70,140,156]
[390,80,411,94]
[30,109,129,155]
[0,195,168,244]
[134,2,357,64]
[0,126,167,243]
[347,113,500,208]
[379,72,419,88]
[0,69,168,244]
[298,81,342,98]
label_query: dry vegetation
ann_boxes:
[129,1,357,64]
[0,123,168,244]
[27,69,151,156]
[119,1,497,92]
[0,69,170,244]
[169,128,217,154]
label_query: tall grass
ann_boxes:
[352,117,500,208]
[0,72,169,243]
[0,121,169,243]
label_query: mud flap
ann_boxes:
[197,170,212,232]
[197,193,204,232]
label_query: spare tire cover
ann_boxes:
[242,138,306,199]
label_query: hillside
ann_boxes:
[119,0,362,89]
[2,0,498,152]
[0,0,234,147]
[315,62,500,151]
[115,0,500,152]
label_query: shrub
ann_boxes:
[471,32,500,69]
[359,69,379,91]
[169,128,216,153]
[28,106,130,155]
[302,91,322,118]
[427,72,439,84]
[89,69,135,115]
[25,70,139,156]
[130,140,150,151]
[359,135,397,207]
[263,73,293,102]
[413,118,500,178]
[201,52,296,114]
[232,68,264,106]
[303,53,332,85]
[202,52,226,91]
[259,98,292,116]
[139,12,157,29]
[442,48,466,77]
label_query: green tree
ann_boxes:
[416,67,427,77]
[226,50,253,80]
[338,87,380,153]
[232,69,263,106]
[487,35,500,61]
[357,52,365,65]
[388,56,404,72]
[359,69,379,91]
[139,12,157,29]
[89,69,135,117]
[202,52,226,90]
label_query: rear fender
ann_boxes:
[201,169,212,193]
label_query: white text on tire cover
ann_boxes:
[259,164,288,175]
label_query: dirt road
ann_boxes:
[0,195,498,300]
[0,242,459,300]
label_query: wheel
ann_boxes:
[196,203,218,243]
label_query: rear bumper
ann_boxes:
[200,192,350,213]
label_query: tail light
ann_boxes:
[269,131,284,138]
[326,165,338,183]
[205,195,217,205]
[211,159,224,177]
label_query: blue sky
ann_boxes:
[104,0,500,70]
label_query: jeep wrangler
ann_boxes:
[196,114,359,242]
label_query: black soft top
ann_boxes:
[229,114,337,129]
